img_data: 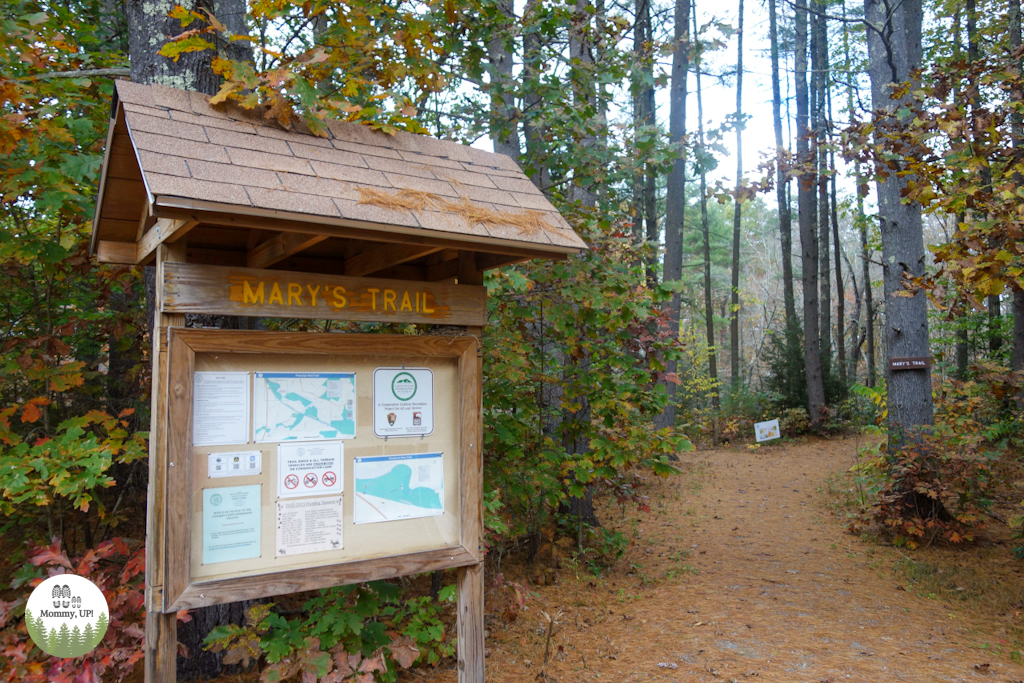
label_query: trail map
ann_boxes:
[353,453,444,524]
[254,372,356,443]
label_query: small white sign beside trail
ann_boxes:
[754,418,781,442]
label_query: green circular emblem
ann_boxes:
[391,372,417,401]
[210,494,223,506]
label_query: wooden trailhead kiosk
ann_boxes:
[91,81,585,682]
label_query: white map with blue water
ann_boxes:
[353,453,444,524]
[253,372,356,443]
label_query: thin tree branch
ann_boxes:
[15,68,130,81]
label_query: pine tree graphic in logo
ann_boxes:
[26,574,109,658]
[391,372,417,401]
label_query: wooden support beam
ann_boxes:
[96,240,138,265]
[247,232,329,269]
[344,244,442,278]
[457,563,485,683]
[137,218,198,265]
[145,241,187,683]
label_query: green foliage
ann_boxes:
[203,581,453,682]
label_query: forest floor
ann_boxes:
[408,435,1024,683]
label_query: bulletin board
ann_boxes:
[160,329,482,612]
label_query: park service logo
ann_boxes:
[25,574,109,658]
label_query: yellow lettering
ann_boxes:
[367,288,380,309]
[383,289,397,311]
[242,280,265,304]
[423,291,435,314]
[268,283,284,305]
[288,283,303,306]
[306,284,321,307]
[400,291,412,312]
[415,292,421,312]
[331,286,347,309]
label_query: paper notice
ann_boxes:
[277,442,343,499]
[208,451,262,478]
[193,372,250,446]
[202,485,261,564]
[275,496,343,556]
[372,368,434,438]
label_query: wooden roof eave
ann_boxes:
[148,195,580,262]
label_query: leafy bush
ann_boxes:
[203,581,455,682]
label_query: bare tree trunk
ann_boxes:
[796,0,825,421]
[843,246,861,382]
[865,0,933,447]
[488,0,520,159]
[813,5,831,387]
[695,1,719,409]
[523,0,550,190]
[831,145,846,386]
[769,0,797,332]
[657,0,691,430]
[729,0,745,390]
[1011,0,1024,376]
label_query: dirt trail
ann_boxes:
[424,437,1024,683]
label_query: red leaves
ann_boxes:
[28,539,72,570]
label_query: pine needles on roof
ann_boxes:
[356,187,552,236]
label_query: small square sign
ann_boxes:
[754,419,781,443]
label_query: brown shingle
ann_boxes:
[148,85,193,113]
[289,140,366,167]
[115,81,156,108]
[509,192,554,211]
[466,146,520,171]
[146,173,251,205]
[334,198,420,229]
[430,168,497,189]
[276,173,353,199]
[485,219,553,245]
[246,187,342,217]
[128,113,208,142]
[310,160,389,186]
[397,151,465,171]
[226,147,314,175]
[168,109,257,135]
[383,172,457,197]
[130,131,230,164]
[187,159,282,189]
[332,138,403,161]
[416,210,491,238]
[327,121,401,149]
[260,126,333,148]
[137,150,191,178]
[365,155,437,180]
[486,176,543,195]
[207,126,291,155]
[545,225,584,247]
[123,103,169,118]
[455,185,518,208]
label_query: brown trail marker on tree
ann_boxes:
[92,80,585,683]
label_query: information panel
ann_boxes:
[373,368,434,438]
[253,372,356,442]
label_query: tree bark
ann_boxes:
[488,0,520,160]
[656,0,691,430]
[813,5,831,386]
[695,0,719,409]
[1011,0,1024,376]
[831,145,847,386]
[796,0,826,421]
[865,0,934,446]
[729,0,745,390]
[769,0,797,333]
[523,0,550,190]
[126,0,218,94]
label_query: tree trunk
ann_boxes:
[695,0,719,409]
[769,0,797,333]
[1011,0,1024,376]
[488,0,520,160]
[523,0,550,190]
[729,0,745,390]
[864,0,934,447]
[813,6,831,387]
[796,0,825,421]
[831,146,847,386]
[657,0,691,430]
[843,245,861,383]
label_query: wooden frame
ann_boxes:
[158,329,483,612]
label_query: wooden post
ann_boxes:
[457,253,486,683]
[145,241,187,683]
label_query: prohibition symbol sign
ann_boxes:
[304,473,318,488]
[284,474,299,489]
[322,471,337,487]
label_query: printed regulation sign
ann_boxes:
[277,442,344,499]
